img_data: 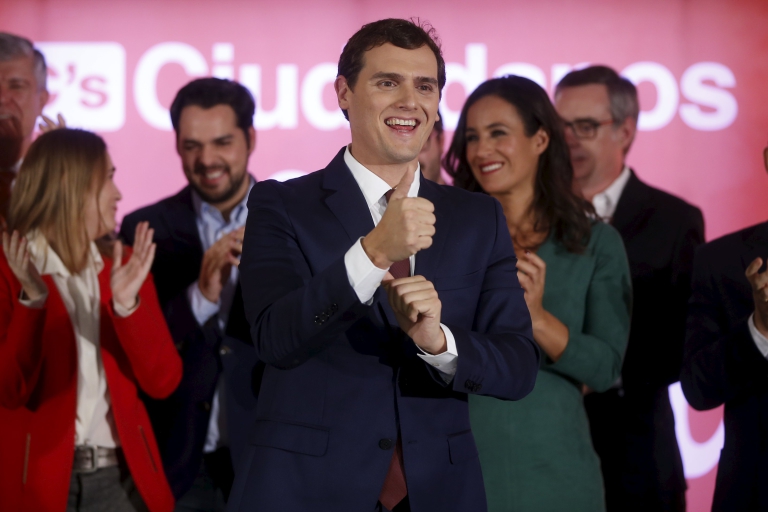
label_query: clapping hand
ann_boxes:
[2,230,48,302]
[516,251,547,322]
[111,221,156,311]
[198,226,244,303]
[746,257,768,336]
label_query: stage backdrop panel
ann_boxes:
[3,1,767,510]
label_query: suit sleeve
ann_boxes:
[108,263,183,400]
[680,249,768,410]
[643,205,705,390]
[445,198,540,401]
[0,257,47,409]
[546,224,633,392]
[239,180,373,369]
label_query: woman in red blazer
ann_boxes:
[0,129,182,511]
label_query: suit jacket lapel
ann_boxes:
[414,175,448,284]
[322,148,376,244]
[740,221,768,272]
[611,169,652,237]
[162,187,204,258]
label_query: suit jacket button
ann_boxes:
[464,379,474,391]
[379,438,393,450]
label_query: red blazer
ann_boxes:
[0,248,183,512]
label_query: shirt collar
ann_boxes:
[343,145,420,207]
[592,165,631,218]
[27,230,104,277]
[191,176,255,225]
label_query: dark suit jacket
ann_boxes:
[681,221,768,511]
[227,148,540,512]
[120,186,263,499]
[585,170,705,497]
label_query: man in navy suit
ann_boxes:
[228,19,540,512]
[681,144,768,510]
[121,78,262,511]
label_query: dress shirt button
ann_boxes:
[219,346,232,356]
[379,438,394,450]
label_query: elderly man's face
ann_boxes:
[0,55,48,154]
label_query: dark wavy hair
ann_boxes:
[445,75,595,254]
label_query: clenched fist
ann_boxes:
[382,274,446,354]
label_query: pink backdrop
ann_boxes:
[3,1,768,509]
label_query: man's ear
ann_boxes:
[248,127,256,156]
[37,89,50,116]
[618,117,637,154]
[763,146,768,174]
[335,76,351,111]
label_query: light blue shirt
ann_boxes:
[187,178,254,454]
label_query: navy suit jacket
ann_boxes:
[228,148,539,512]
[681,221,768,511]
[121,186,263,499]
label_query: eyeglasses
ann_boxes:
[561,118,615,140]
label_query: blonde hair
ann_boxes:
[8,129,108,274]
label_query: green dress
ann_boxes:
[470,221,632,512]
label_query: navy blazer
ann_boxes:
[228,148,539,512]
[121,186,263,499]
[681,221,768,511]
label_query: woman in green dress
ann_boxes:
[445,76,632,512]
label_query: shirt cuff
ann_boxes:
[187,281,220,326]
[749,313,768,358]
[344,238,388,305]
[417,323,458,383]
[18,290,48,309]
[113,298,140,318]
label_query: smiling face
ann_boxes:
[0,55,49,155]
[84,152,122,241]
[177,104,254,209]
[336,43,440,171]
[465,95,548,197]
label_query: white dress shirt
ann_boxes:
[22,231,136,448]
[591,165,631,222]
[342,145,458,381]
[187,180,253,454]
[749,314,768,356]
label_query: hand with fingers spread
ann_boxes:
[362,166,436,269]
[198,226,245,304]
[112,221,156,310]
[2,230,48,302]
[382,273,446,354]
[38,114,67,134]
[746,256,768,337]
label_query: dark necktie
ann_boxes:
[378,188,409,509]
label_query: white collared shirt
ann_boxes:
[22,231,136,448]
[592,165,632,222]
[342,145,458,380]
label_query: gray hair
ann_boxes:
[555,65,639,126]
[0,32,47,91]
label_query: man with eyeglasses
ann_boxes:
[555,65,704,512]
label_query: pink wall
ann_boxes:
[3,1,768,509]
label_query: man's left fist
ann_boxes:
[382,274,447,355]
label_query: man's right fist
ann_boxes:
[362,166,436,269]
[198,226,245,303]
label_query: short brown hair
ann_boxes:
[337,18,446,120]
[8,129,108,273]
[555,65,639,126]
